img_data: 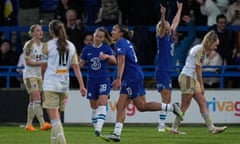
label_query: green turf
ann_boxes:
[0,124,239,144]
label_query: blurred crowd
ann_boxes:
[0,0,240,88]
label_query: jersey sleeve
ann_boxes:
[195,49,203,67]
[104,44,114,55]
[115,40,126,55]
[23,41,32,60]
[71,50,79,65]
[42,42,48,62]
[80,46,87,61]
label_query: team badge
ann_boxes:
[25,48,31,56]
[32,83,37,88]
[200,55,204,63]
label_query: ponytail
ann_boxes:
[115,24,134,40]
[49,20,68,53]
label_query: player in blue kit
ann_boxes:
[79,27,117,137]
[102,24,184,142]
[155,1,182,132]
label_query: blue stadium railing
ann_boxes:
[0,26,240,88]
[1,65,240,89]
[1,25,240,40]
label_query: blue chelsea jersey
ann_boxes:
[156,34,174,72]
[81,43,113,79]
[115,38,144,82]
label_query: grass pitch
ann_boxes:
[0,124,239,144]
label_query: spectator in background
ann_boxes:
[0,39,19,88]
[231,45,240,88]
[65,8,87,89]
[65,8,86,54]
[213,0,229,14]
[211,14,236,66]
[54,0,84,25]
[18,0,41,50]
[173,15,196,67]
[196,0,221,26]
[84,0,100,25]
[83,33,93,47]
[226,0,240,24]
[94,0,120,25]
[203,50,223,88]
[18,0,40,26]
[182,0,207,26]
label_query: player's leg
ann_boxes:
[43,92,66,144]
[156,72,172,132]
[24,78,37,131]
[32,79,51,130]
[171,74,194,134]
[95,80,111,136]
[87,79,98,132]
[104,93,130,142]
[193,92,227,134]
[89,100,98,131]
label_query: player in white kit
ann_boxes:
[42,20,87,144]
[23,24,51,131]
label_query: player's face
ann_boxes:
[209,39,219,50]
[32,25,43,39]
[84,34,93,45]
[111,25,121,41]
[93,30,105,46]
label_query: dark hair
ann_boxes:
[114,24,134,40]
[0,39,11,47]
[216,14,226,22]
[49,19,68,53]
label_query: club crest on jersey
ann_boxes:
[200,55,204,63]
[25,48,31,56]
[32,83,37,88]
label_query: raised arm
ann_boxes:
[156,4,167,38]
[171,1,183,32]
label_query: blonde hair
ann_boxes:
[28,24,41,37]
[202,30,219,50]
[27,24,41,49]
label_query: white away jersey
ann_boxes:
[23,40,44,79]
[42,38,79,92]
[181,44,204,78]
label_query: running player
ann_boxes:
[103,24,184,142]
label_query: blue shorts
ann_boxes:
[155,71,172,92]
[120,80,146,99]
[86,78,111,100]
